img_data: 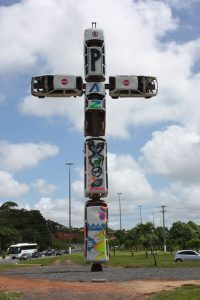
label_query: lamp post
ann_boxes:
[139,205,142,224]
[66,162,73,254]
[117,193,122,231]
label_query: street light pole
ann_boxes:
[66,162,73,254]
[139,205,142,224]
[161,205,167,253]
[117,193,122,231]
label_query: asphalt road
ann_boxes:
[0,258,18,264]
[1,265,200,282]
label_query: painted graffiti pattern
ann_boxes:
[86,205,108,262]
[85,138,108,197]
[84,25,109,264]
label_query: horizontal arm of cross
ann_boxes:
[31,75,158,99]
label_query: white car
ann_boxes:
[84,82,106,137]
[84,27,105,82]
[19,253,32,260]
[85,82,106,111]
[31,75,83,98]
[174,250,200,262]
[109,75,158,99]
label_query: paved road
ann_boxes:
[0,258,18,264]
[1,265,200,282]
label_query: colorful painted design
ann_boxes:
[88,223,105,231]
[85,138,108,197]
[85,205,109,262]
[88,99,103,109]
[98,206,107,221]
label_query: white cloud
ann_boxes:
[154,182,200,227]
[32,179,58,196]
[0,170,29,197]
[108,152,153,202]
[26,146,200,228]
[1,0,200,228]
[0,0,84,74]
[6,0,197,139]
[0,140,59,172]
[34,197,84,227]
[33,152,154,228]
[19,95,84,132]
[140,125,200,182]
[72,152,154,208]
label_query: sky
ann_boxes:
[1,0,200,230]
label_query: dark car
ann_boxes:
[45,249,56,256]
[32,252,42,258]
[55,250,63,256]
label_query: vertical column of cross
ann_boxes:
[83,23,109,269]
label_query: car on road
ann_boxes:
[19,253,32,260]
[174,250,200,262]
[55,250,63,256]
[31,251,42,258]
[45,249,56,256]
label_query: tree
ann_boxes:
[123,230,135,249]
[0,203,51,251]
[114,230,126,248]
[169,221,195,249]
[0,201,18,210]
[154,226,169,250]
[0,227,21,252]
[187,238,200,250]
[133,222,159,252]
[187,221,200,239]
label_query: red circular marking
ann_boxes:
[123,80,130,86]
[61,78,68,85]
[92,31,98,37]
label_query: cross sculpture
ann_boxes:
[31,22,158,272]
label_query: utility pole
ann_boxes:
[66,162,73,254]
[152,211,155,227]
[31,22,158,270]
[118,193,122,231]
[139,205,142,224]
[161,205,167,253]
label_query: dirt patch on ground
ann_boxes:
[1,276,200,300]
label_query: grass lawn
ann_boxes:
[1,251,200,271]
[150,284,200,299]
[1,253,200,299]
[108,250,200,268]
[0,291,20,300]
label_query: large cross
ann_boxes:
[31,22,158,272]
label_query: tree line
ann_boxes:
[109,221,200,252]
[1,201,200,254]
[0,201,73,253]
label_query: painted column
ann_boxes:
[83,24,109,265]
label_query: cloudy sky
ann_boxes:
[1,0,200,230]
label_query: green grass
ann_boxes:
[0,292,20,300]
[1,253,200,299]
[1,251,200,271]
[0,253,85,271]
[150,284,200,299]
[22,253,85,266]
[108,250,200,268]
